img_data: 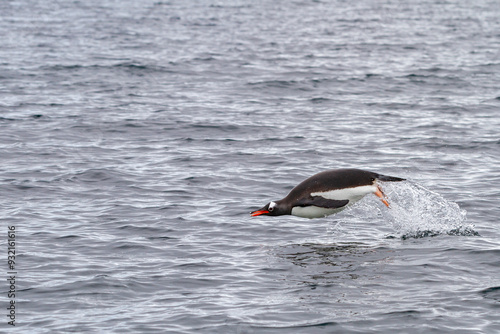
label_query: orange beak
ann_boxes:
[375,185,390,207]
[250,209,269,217]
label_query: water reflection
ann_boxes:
[272,242,393,286]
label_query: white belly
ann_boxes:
[291,206,346,219]
[291,185,377,219]
[311,185,377,202]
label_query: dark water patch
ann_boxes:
[55,235,81,240]
[202,138,239,142]
[400,230,442,240]
[384,310,425,320]
[10,183,42,191]
[41,62,175,76]
[190,123,240,132]
[248,79,305,90]
[183,176,216,184]
[158,204,183,211]
[447,226,480,237]
[399,226,479,240]
[173,261,212,269]
[479,286,500,302]
[366,102,420,110]
[310,97,332,103]
[65,168,131,184]
[0,116,17,121]
[112,242,151,251]
[147,235,176,241]
[253,136,305,142]
[31,231,55,237]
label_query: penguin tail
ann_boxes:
[376,174,405,182]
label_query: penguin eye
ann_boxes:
[268,206,274,212]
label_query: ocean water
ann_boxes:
[1,0,500,333]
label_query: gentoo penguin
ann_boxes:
[250,168,405,219]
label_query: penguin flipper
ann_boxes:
[297,197,349,209]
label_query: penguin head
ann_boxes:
[250,201,287,217]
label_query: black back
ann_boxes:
[281,168,378,205]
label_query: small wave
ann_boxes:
[247,79,298,88]
[310,97,332,104]
[66,168,126,183]
[40,62,173,75]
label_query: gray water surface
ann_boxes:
[1,0,500,333]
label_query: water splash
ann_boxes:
[381,181,477,239]
[332,181,477,239]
